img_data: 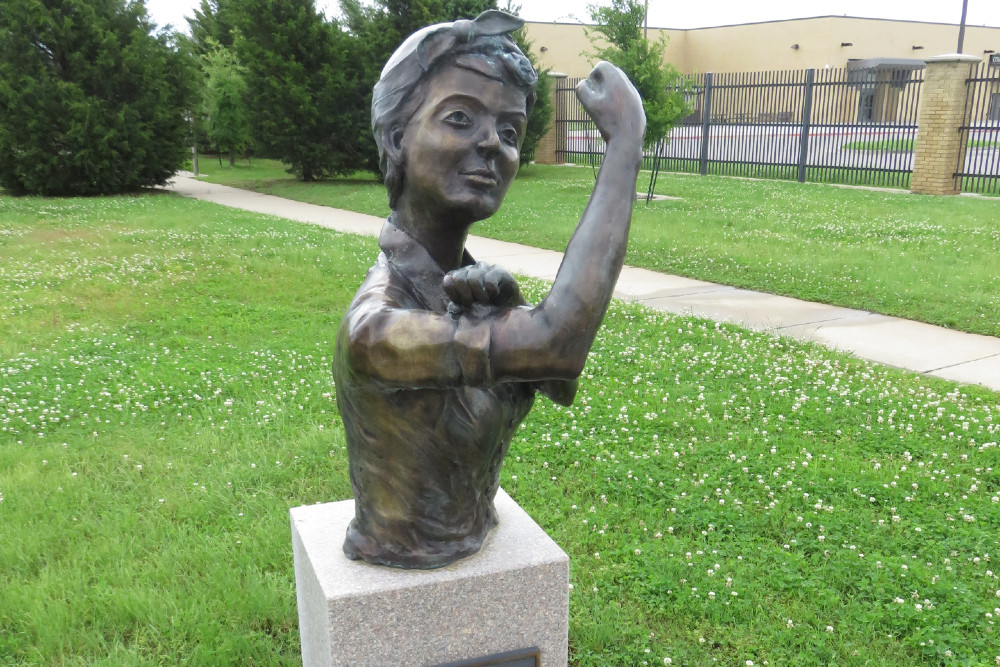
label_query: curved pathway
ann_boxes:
[165,173,1000,393]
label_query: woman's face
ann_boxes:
[398,61,527,224]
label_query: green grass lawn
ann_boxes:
[842,139,917,152]
[2,193,998,665]
[192,159,1000,339]
[561,152,920,189]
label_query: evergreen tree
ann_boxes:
[0,0,197,195]
[341,0,494,52]
[232,0,367,181]
[587,0,688,147]
[504,1,552,165]
[187,0,238,55]
[339,0,497,174]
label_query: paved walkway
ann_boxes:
[165,173,1000,393]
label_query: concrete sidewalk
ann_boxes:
[165,173,1000,393]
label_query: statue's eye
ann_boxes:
[443,111,472,127]
[500,127,519,146]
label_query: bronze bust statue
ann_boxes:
[333,10,645,569]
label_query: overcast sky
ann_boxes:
[146,0,1000,33]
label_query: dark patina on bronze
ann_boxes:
[334,10,646,569]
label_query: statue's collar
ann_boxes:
[378,220,474,308]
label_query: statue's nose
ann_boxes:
[476,126,501,157]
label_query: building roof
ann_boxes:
[567,14,1000,32]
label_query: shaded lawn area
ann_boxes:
[193,159,1000,339]
[1,193,998,665]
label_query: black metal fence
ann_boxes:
[958,62,1000,195]
[556,66,925,189]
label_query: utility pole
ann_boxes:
[957,0,969,53]
[644,0,649,39]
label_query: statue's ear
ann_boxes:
[385,126,405,164]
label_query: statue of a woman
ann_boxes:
[333,10,645,569]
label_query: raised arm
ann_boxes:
[490,62,646,383]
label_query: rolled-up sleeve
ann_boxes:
[347,298,492,388]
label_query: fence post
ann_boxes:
[699,72,713,175]
[911,54,980,195]
[533,72,567,165]
[797,69,815,183]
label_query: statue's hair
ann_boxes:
[371,13,537,209]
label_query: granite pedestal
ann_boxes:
[290,488,569,666]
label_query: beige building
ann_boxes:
[524,15,1000,76]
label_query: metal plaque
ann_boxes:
[990,53,1000,67]
[432,647,541,667]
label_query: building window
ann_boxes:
[989,93,1000,122]
[858,89,875,123]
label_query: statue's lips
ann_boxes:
[462,169,498,187]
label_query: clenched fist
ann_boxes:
[443,261,522,314]
[576,61,646,145]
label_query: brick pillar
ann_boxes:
[533,72,567,165]
[910,54,981,195]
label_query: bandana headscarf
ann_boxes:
[371,10,537,137]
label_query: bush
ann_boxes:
[0,0,197,196]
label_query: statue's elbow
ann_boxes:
[546,341,588,380]
[566,353,588,379]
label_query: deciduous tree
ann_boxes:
[201,41,251,166]
[587,0,688,146]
